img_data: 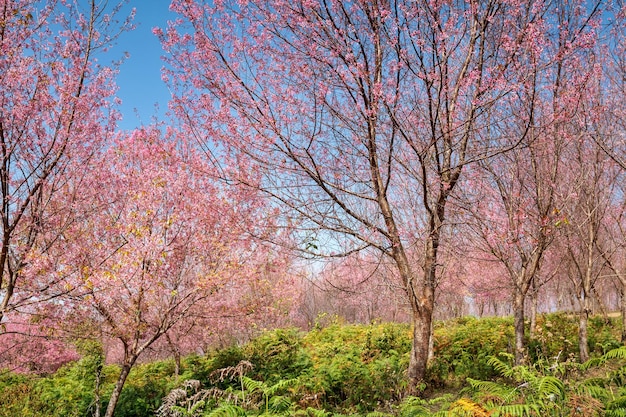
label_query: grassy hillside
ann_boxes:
[1,312,625,416]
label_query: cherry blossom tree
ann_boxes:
[159,0,562,386]
[462,0,603,363]
[55,126,290,417]
[596,168,626,343]
[560,128,619,362]
[593,3,626,170]
[0,308,79,374]
[302,253,410,324]
[0,0,130,333]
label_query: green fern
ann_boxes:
[397,394,456,417]
[204,402,246,417]
[296,407,331,417]
[466,355,572,416]
[606,395,626,417]
[535,376,564,400]
[490,403,538,417]
[397,396,432,417]
[241,376,264,394]
[465,377,518,403]
[267,394,293,413]
[487,354,515,378]
[601,346,626,361]
[576,382,610,401]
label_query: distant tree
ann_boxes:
[463,0,602,364]
[560,126,618,362]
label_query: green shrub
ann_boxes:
[113,362,175,417]
[300,323,411,413]
[429,316,514,384]
[529,312,622,363]
[0,373,37,417]
[243,328,313,384]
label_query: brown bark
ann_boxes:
[513,289,526,365]
[579,296,590,363]
[103,357,136,417]
[529,280,538,339]
[167,333,181,376]
[93,363,102,417]
[408,305,433,390]
[621,285,626,344]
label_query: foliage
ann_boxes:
[2,317,626,416]
[462,347,626,417]
[243,328,312,384]
[297,323,411,413]
[430,316,515,384]
[528,313,622,362]
[0,372,37,417]
[113,360,177,417]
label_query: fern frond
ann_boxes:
[466,377,517,402]
[582,356,606,370]
[487,355,514,378]
[398,396,432,417]
[535,376,564,400]
[449,397,490,417]
[399,404,431,417]
[428,393,455,406]
[266,378,298,396]
[429,411,452,417]
[302,407,330,417]
[268,395,293,413]
[241,376,264,394]
[602,346,626,361]
[576,382,609,401]
[606,397,626,417]
[490,403,537,417]
[205,403,246,417]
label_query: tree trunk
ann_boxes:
[408,298,434,390]
[428,316,435,363]
[513,289,526,365]
[621,284,626,344]
[579,296,590,363]
[529,280,538,339]
[592,287,609,323]
[103,358,136,417]
[405,246,436,390]
[167,334,181,376]
[93,363,103,417]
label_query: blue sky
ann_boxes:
[114,1,176,130]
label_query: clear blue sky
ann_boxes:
[114,1,175,130]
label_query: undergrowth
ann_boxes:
[0,312,622,416]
